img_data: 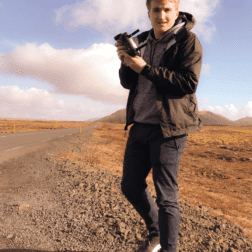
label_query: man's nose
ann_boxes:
[158,10,166,20]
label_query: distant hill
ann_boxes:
[234,117,252,127]
[86,117,101,122]
[96,109,252,127]
[199,111,236,126]
[96,109,126,124]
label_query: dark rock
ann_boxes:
[1,127,252,252]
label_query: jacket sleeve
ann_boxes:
[140,33,203,96]
[119,63,139,90]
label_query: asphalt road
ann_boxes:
[0,128,82,153]
[0,124,98,164]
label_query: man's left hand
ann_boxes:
[121,52,147,74]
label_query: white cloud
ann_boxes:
[0,85,64,119]
[0,86,123,120]
[0,40,211,106]
[54,0,149,34]
[54,0,220,42]
[0,85,64,108]
[204,102,252,120]
[180,0,220,42]
[0,42,128,105]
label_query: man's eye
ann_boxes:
[165,9,170,12]
[154,9,159,12]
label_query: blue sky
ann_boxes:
[0,0,251,121]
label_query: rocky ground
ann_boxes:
[0,125,252,252]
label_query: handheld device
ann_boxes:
[114,29,147,57]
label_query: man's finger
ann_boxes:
[115,41,123,47]
[118,50,128,59]
[119,55,125,62]
[116,46,128,53]
[117,50,126,60]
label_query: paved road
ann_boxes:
[0,127,83,153]
[0,124,99,164]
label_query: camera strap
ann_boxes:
[133,37,148,57]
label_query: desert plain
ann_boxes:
[1,119,252,240]
[0,119,93,133]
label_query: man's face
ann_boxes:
[148,0,179,39]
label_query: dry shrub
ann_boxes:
[57,151,101,168]
[0,119,94,133]
[56,123,252,240]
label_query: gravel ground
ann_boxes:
[0,124,252,252]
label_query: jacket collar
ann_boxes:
[147,17,185,44]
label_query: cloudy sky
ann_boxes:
[0,0,251,121]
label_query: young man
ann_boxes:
[115,0,203,251]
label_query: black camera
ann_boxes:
[114,29,147,57]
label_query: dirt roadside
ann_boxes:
[0,124,97,250]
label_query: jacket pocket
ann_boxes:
[187,96,198,120]
[181,95,197,119]
[189,98,196,114]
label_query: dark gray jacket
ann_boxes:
[119,12,203,138]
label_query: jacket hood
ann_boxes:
[146,12,195,43]
[177,12,196,31]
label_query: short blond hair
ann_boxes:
[146,0,179,11]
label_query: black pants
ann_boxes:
[121,123,187,252]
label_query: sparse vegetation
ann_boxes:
[2,119,251,239]
[0,119,94,133]
[58,123,252,239]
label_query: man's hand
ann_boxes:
[122,53,147,73]
[115,40,128,63]
[115,41,147,74]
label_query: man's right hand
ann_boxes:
[115,40,129,66]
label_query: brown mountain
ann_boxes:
[234,116,252,127]
[199,111,236,126]
[96,109,126,124]
[96,109,252,127]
